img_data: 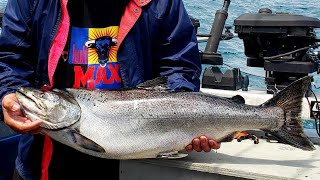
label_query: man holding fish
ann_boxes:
[0,0,220,179]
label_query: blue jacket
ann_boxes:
[0,0,201,179]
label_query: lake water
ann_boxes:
[1,0,320,93]
[0,0,6,13]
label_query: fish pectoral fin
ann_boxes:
[137,76,171,91]
[67,129,105,153]
[156,151,188,159]
[219,132,239,142]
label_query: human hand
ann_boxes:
[185,136,221,152]
[2,93,42,134]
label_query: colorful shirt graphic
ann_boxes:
[66,26,122,90]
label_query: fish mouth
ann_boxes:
[16,87,46,116]
[16,88,40,108]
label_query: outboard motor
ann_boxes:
[201,0,245,91]
[234,8,320,94]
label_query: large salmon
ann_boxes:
[16,76,315,159]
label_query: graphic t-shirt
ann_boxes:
[54,0,126,90]
[49,1,128,179]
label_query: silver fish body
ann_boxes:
[16,76,315,159]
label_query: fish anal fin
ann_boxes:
[219,132,238,142]
[67,129,105,153]
[157,151,188,159]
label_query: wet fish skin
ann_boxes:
[16,76,315,159]
[52,89,283,159]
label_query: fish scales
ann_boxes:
[16,76,316,160]
[50,90,283,159]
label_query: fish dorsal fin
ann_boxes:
[228,95,245,104]
[137,76,170,91]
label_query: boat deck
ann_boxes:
[120,139,320,180]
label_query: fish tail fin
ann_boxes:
[261,76,315,151]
